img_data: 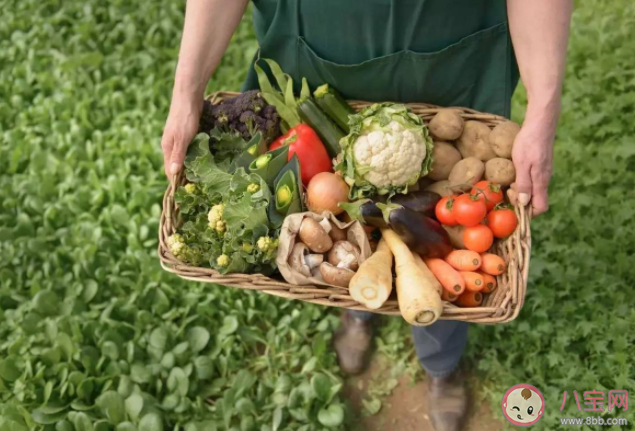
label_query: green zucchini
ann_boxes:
[314,84,355,133]
[297,97,344,158]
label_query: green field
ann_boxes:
[1,0,634,430]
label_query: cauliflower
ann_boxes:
[216,254,230,267]
[242,242,254,253]
[337,103,433,199]
[208,204,226,232]
[247,183,260,194]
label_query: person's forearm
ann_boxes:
[172,0,249,102]
[507,0,573,128]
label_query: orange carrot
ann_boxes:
[480,253,506,275]
[424,258,465,295]
[479,272,497,293]
[460,271,484,292]
[455,291,483,307]
[441,290,458,302]
[444,250,482,271]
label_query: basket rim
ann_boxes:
[158,91,531,325]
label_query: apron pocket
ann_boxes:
[297,22,511,115]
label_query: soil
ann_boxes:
[343,359,505,431]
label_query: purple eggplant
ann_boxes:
[377,203,452,258]
[391,190,441,217]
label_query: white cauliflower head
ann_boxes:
[338,103,433,198]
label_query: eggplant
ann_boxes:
[391,191,441,217]
[377,203,452,258]
[339,199,387,229]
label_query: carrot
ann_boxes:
[381,229,443,326]
[444,250,482,271]
[412,253,443,296]
[424,258,465,295]
[460,271,484,292]
[455,291,483,307]
[479,271,497,293]
[480,253,506,275]
[441,290,458,302]
[349,238,394,309]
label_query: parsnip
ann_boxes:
[381,229,443,326]
[349,238,393,309]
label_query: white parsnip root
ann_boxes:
[381,229,443,326]
[348,238,393,309]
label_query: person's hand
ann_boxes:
[511,115,556,216]
[161,95,202,178]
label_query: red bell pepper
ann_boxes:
[269,124,332,185]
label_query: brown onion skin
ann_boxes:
[306,172,349,215]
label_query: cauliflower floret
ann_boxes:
[216,254,230,267]
[247,183,260,193]
[184,183,197,194]
[208,204,226,232]
[167,234,186,257]
[352,120,427,188]
[257,236,272,252]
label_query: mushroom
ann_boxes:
[319,262,355,288]
[328,223,348,242]
[298,218,333,253]
[327,241,361,271]
[288,243,323,277]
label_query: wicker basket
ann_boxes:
[159,91,531,324]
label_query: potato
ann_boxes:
[448,157,485,191]
[456,121,497,161]
[490,121,520,159]
[424,180,453,197]
[428,109,465,140]
[428,141,462,181]
[443,225,466,249]
[485,158,516,186]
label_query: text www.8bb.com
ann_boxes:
[560,416,628,426]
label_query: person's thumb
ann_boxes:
[169,142,188,177]
[514,162,532,207]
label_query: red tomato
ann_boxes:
[463,225,494,253]
[452,194,487,227]
[487,207,518,238]
[470,181,503,211]
[435,195,458,226]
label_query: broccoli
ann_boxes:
[257,236,278,253]
[198,90,281,143]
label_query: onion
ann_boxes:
[306,172,349,215]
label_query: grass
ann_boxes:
[1,0,634,430]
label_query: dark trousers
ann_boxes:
[347,310,468,378]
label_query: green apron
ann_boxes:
[242,0,519,117]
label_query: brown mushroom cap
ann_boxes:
[319,262,355,288]
[328,223,348,242]
[288,243,323,277]
[298,218,333,253]
[327,240,361,271]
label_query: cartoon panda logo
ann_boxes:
[502,384,545,427]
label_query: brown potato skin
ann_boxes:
[448,157,485,191]
[485,158,516,186]
[456,121,497,161]
[424,180,453,197]
[490,121,520,159]
[429,109,465,141]
[428,141,462,181]
[443,225,466,249]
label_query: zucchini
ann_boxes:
[313,84,355,133]
[297,97,344,158]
